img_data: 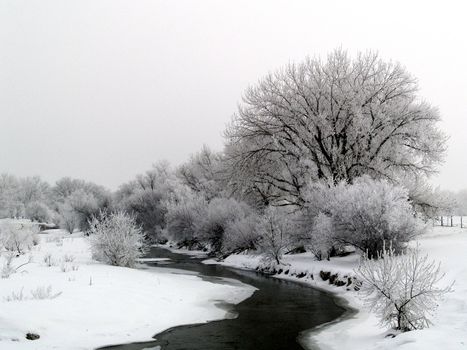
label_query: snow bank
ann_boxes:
[203,226,466,350]
[0,229,255,349]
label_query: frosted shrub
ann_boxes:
[30,285,62,300]
[62,254,75,263]
[223,214,261,253]
[195,198,252,253]
[355,245,453,332]
[43,253,55,267]
[1,252,32,278]
[4,288,25,302]
[165,193,207,246]
[309,177,424,258]
[88,211,146,268]
[0,220,37,255]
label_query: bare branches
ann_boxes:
[355,245,453,331]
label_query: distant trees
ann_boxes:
[177,146,225,200]
[356,245,452,331]
[88,211,145,268]
[225,49,446,207]
[52,177,112,232]
[0,174,52,221]
[115,162,175,242]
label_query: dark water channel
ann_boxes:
[99,247,346,350]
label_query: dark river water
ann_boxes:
[98,247,346,350]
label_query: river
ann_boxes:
[99,246,346,350]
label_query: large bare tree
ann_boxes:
[225,49,446,206]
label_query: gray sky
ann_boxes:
[1,0,466,190]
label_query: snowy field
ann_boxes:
[0,228,255,350]
[204,226,467,350]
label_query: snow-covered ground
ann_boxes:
[0,229,255,350]
[205,226,467,350]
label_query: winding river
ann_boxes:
[99,247,346,350]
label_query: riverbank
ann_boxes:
[197,226,466,350]
[0,228,255,350]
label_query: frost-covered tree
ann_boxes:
[88,211,146,268]
[223,213,261,253]
[195,197,252,254]
[58,202,80,234]
[225,49,446,206]
[115,162,176,241]
[355,245,453,331]
[165,190,207,247]
[0,174,25,218]
[177,146,225,200]
[256,206,296,265]
[308,212,335,260]
[52,177,112,231]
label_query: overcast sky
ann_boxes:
[1,0,466,190]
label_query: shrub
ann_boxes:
[223,213,261,253]
[88,211,146,267]
[0,220,38,255]
[304,177,424,258]
[195,198,251,253]
[355,244,453,331]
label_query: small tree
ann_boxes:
[58,202,79,234]
[256,207,295,265]
[355,245,452,331]
[88,211,146,268]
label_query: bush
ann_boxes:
[165,193,207,247]
[223,213,261,253]
[355,245,452,331]
[304,177,424,258]
[195,198,251,253]
[88,211,146,267]
[0,220,38,255]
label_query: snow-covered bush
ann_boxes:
[25,201,53,223]
[2,252,32,278]
[58,202,80,234]
[355,245,453,331]
[0,220,38,255]
[256,207,296,265]
[165,192,207,247]
[88,211,146,268]
[195,197,252,253]
[223,213,261,253]
[330,177,424,257]
[30,285,62,300]
[43,253,56,267]
[303,177,424,258]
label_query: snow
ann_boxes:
[205,226,467,350]
[0,229,255,350]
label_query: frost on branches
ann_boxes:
[355,244,453,332]
[88,211,146,268]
